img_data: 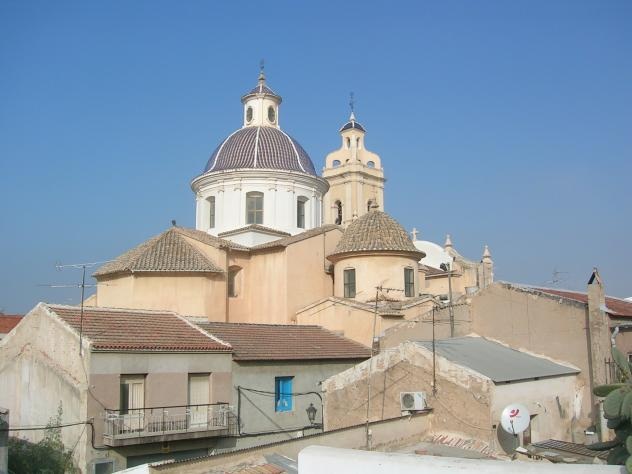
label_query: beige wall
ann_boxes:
[469,283,608,434]
[333,254,419,303]
[323,341,581,454]
[96,273,226,320]
[323,343,496,445]
[491,376,580,445]
[296,298,435,348]
[0,304,91,471]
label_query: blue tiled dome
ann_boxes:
[241,82,281,102]
[204,126,317,176]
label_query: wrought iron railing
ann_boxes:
[103,403,234,440]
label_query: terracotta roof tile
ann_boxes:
[532,287,632,318]
[250,225,342,251]
[330,211,424,259]
[195,321,371,360]
[0,315,22,333]
[48,304,232,352]
[94,227,244,277]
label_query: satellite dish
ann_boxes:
[500,403,530,435]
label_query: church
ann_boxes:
[88,69,493,346]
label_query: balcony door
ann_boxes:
[188,374,210,428]
[120,375,145,432]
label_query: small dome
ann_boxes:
[330,211,425,258]
[241,82,282,103]
[204,126,317,176]
[339,120,366,133]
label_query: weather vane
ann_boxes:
[259,59,265,74]
[349,91,355,114]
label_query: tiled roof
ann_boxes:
[94,227,235,277]
[250,225,342,251]
[421,265,447,277]
[330,211,424,259]
[339,120,366,133]
[243,83,281,99]
[195,321,371,360]
[0,315,22,333]
[218,224,291,238]
[203,126,317,176]
[48,304,231,352]
[532,287,632,318]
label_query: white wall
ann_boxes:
[193,170,327,236]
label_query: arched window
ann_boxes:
[346,137,351,149]
[332,159,341,167]
[356,137,361,149]
[343,268,356,298]
[246,192,264,225]
[207,196,215,229]
[367,161,375,168]
[404,267,415,297]
[228,266,242,297]
[297,196,308,228]
[334,200,343,225]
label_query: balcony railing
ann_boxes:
[103,403,235,445]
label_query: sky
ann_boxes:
[0,1,631,314]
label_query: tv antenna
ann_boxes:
[542,268,569,287]
[45,260,112,355]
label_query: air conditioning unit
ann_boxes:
[400,392,426,411]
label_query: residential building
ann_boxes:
[0,303,368,472]
[323,336,581,455]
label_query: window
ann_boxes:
[120,375,144,431]
[297,197,307,228]
[346,137,351,149]
[367,160,375,168]
[208,196,215,229]
[268,106,276,123]
[275,376,293,412]
[246,106,253,123]
[246,192,264,224]
[228,266,241,297]
[93,460,115,474]
[332,159,341,167]
[344,268,356,298]
[367,199,373,212]
[404,267,415,297]
[334,200,342,225]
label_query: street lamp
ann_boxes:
[306,403,318,425]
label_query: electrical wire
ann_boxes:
[0,421,89,432]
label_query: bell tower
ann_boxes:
[322,97,385,227]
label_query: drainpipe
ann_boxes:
[611,326,620,347]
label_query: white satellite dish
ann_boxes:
[500,403,530,435]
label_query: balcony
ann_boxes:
[103,403,237,447]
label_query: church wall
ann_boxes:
[194,171,326,237]
[469,283,600,440]
[226,251,253,322]
[97,271,227,321]
[333,254,419,303]
[229,249,288,324]
[285,229,339,322]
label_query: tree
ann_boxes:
[590,345,632,472]
[8,403,80,474]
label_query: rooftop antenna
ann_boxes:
[50,260,112,355]
[542,268,569,287]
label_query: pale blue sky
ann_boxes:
[1,0,631,313]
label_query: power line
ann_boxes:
[0,420,89,432]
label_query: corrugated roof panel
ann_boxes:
[416,337,578,383]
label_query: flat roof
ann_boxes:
[416,337,578,383]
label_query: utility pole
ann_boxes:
[366,286,380,451]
